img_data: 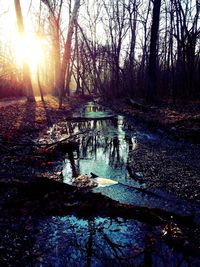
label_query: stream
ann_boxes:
[1,102,200,266]
[61,102,200,217]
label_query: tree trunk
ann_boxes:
[147,0,161,102]
[59,0,81,108]
[78,23,104,95]
[14,0,35,102]
[53,23,61,96]
[75,23,81,94]
[37,68,44,102]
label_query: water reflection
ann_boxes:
[60,105,199,215]
[1,216,199,266]
[81,102,112,119]
[62,116,137,184]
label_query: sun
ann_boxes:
[15,33,44,75]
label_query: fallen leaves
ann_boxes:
[72,175,98,188]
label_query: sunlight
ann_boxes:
[0,0,45,77]
[15,33,44,75]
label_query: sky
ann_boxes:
[0,0,48,75]
[1,0,199,71]
[0,0,39,38]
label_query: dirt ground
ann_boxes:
[0,95,86,141]
[109,98,200,143]
[128,139,200,202]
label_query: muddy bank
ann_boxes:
[128,139,200,202]
[1,175,200,243]
[99,98,200,202]
[0,176,193,223]
[105,98,200,143]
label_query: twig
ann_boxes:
[39,129,93,148]
[0,129,92,149]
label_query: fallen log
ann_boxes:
[0,175,196,228]
[0,129,91,148]
[127,99,149,112]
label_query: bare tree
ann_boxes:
[1,0,199,102]
[14,0,35,101]
[147,0,162,102]
[59,0,81,108]
[41,0,63,96]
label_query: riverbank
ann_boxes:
[128,139,200,202]
[0,95,88,142]
[105,98,200,202]
[107,98,200,143]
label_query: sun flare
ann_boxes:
[15,34,44,75]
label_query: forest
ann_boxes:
[0,0,200,266]
[0,0,199,103]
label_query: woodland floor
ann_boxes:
[109,97,200,143]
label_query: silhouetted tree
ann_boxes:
[14,0,35,101]
[147,0,161,102]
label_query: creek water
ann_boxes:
[1,102,200,266]
[61,102,199,217]
[1,215,199,267]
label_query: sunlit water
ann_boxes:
[62,116,137,183]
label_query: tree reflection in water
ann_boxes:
[63,116,137,183]
[1,215,198,266]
